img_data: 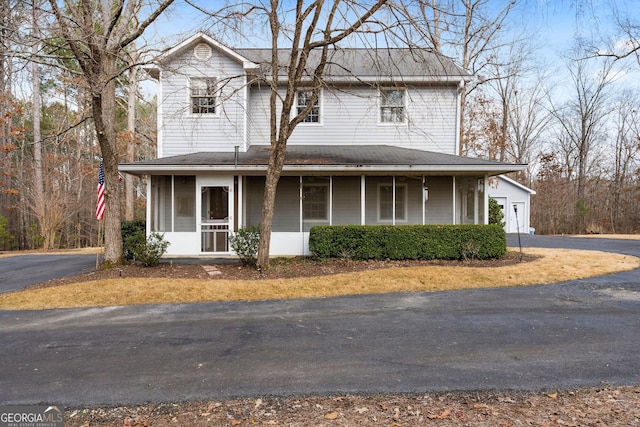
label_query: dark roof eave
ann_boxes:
[119,163,527,176]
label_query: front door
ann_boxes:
[200,185,231,253]
[510,202,525,233]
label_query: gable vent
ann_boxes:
[194,43,212,61]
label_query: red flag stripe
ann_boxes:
[96,162,105,220]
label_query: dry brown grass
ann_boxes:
[1,247,638,311]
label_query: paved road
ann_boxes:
[0,254,99,294]
[0,236,639,406]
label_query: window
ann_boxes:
[380,89,405,123]
[379,183,407,221]
[297,90,320,123]
[303,184,328,220]
[191,78,217,114]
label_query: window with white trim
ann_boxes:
[378,183,407,221]
[380,89,405,123]
[303,183,328,221]
[297,90,320,123]
[191,77,217,114]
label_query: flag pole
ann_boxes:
[96,220,102,270]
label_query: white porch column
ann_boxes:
[329,176,333,225]
[299,175,303,232]
[392,175,396,226]
[452,176,457,224]
[237,175,243,230]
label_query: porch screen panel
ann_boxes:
[404,177,423,224]
[174,176,196,232]
[242,176,300,232]
[365,177,392,225]
[151,175,172,232]
[424,176,454,224]
[302,176,330,232]
[478,179,485,224]
[332,177,361,225]
[243,176,264,228]
[456,177,483,225]
[273,176,300,232]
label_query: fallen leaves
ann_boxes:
[62,387,640,427]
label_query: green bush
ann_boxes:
[309,224,506,261]
[130,233,169,267]
[122,219,146,260]
[489,198,505,227]
[230,226,260,266]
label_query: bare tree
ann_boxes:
[594,1,640,65]
[391,0,519,155]
[254,0,388,269]
[44,0,174,264]
[548,51,617,232]
[608,90,640,232]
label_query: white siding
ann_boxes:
[247,85,459,154]
[159,47,247,157]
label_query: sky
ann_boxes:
[139,0,640,93]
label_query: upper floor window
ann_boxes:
[297,90,320,123]
[380,89,405,123]
[191,77,217,114]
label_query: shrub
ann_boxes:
[122,219,146,260]
[130,233,169,267]
[488,198,505,228]
[230,226,260,266]
[309,224,506,261]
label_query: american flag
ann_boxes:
[96,161,105,220]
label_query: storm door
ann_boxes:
[201,186,230,253]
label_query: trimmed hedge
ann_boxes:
[309,224,506,261]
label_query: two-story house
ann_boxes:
[120,33,526,257]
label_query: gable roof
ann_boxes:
[148,32,471,83]
[497,175,537,195]
[120,145,526,176]
[237,48,470,83]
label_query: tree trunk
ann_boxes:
[92,54,123,265]
[256,143,287,270]
[125,48,137,221]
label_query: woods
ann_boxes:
[0,0,638,255]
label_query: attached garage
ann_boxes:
[488,175,536,234]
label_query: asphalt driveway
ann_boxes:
[0,254,98,294]
[0,236,639,406]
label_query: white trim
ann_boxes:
[121,164,528,175]
[378,87,407,125]
[189,77,220,117]
[294,88,323,125]
[157,70,163,158]
[455,79,464,155]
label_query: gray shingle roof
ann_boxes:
[237,48,469,80]
[120,145,525,175]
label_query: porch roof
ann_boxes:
[119,145,527,176]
